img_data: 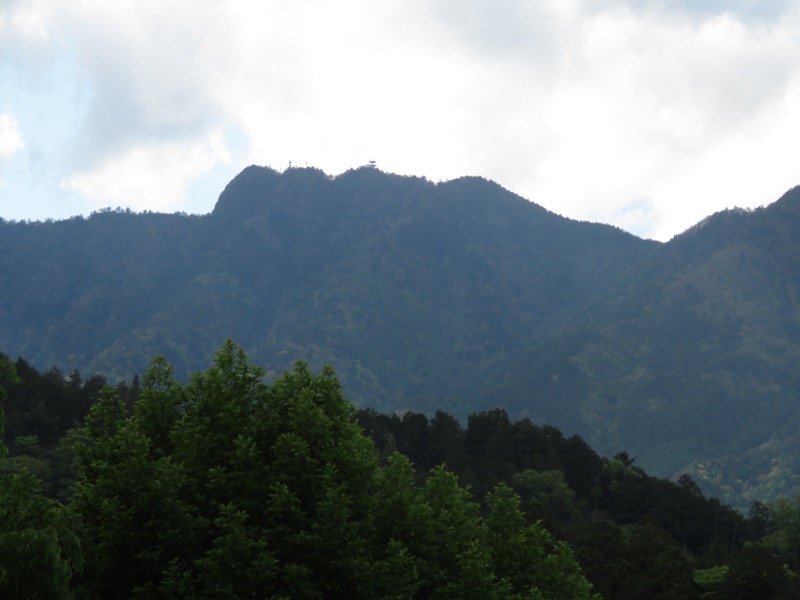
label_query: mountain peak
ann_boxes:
[771,185,800,215]
[211,165,283,219]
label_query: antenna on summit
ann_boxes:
[367,159,377,169]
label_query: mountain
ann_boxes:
[0,165,648,409]
[481,188,800,502]
[1,164,799,504]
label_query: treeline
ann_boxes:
[356,407,800,598]
[1,347,800,598]
[0,355,140,499]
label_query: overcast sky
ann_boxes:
[1,1,798,240]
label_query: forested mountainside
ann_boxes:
[1,164,799,503]
[0,165,648,409]
[482,187,800,503]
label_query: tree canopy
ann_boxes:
[67,341,598,599]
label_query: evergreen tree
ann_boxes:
[0,357,83,598]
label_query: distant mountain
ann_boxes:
[480,187,800,503]
[1,165,798,504]
[0,166,648,407]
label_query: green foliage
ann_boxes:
[358,403,800,598]
[720,543,799,600]
[71,343,376,597]
[768,497,800,554]
[569,521,634,600]
[694,565,728,599]
[0,470,83,599]
[11,340,800,598]
[0,358,82,598]
[624,517,701,599]
[67,342,597,598]
[569,518,701,600]
[0,356,19,458]
[513,468,579,529]
[0,356,110,499]
[485,482,595,599]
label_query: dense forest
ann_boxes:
[3,344,800,598]
[2,165,800,503]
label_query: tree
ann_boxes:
[624,517,701,600]
[766,496,800,567]
[720,543,798,600]
[485,482,597,599]
[677,473,703,497]
[569,520,633,600]
[426,409,470,473]
[0,356,18,458]
[0,469,83,599]
[464,409,516,498]
[693,565,728,600]
[512,468,578,532]
[363,452,428,598]
[749,500,774,540]
[71,343,380,598]
[70,386,187,598]
[419,466,501,599]
[0,356,82,598]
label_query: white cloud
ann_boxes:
[1,0,799,238]
[47,0,236,167]
[0,114,23,159]
[0,0,50,44]
[457,4,800,239]
[0,0,55,76]
[60,131,231,212]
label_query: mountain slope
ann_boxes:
[481,187,800,502]
[0,165,648,414]
[2,166,799,503]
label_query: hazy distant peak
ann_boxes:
[770,185,800,213]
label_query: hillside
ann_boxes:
[1,165,799,503]
[0,165,647,411]
[482,187,800,502]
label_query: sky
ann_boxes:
[1,1,799,241]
